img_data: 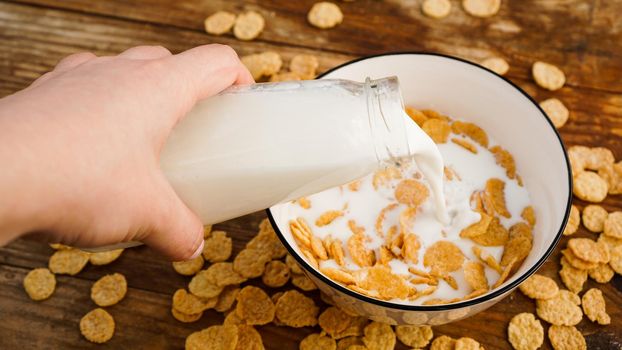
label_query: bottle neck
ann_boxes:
[366,76,411,165]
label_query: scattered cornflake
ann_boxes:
[204,225,213,238]
[563,205,580,236]
[463,261,489,291]
[214,286,240,313]
[424,241,465,273]
[235,325,263,350]
[451,137,478,154]
[286,254,304,275]
[588,263,615,283]
[540,98,569,128]
[548,325,586,350]
[462,0,500,17]
[430,335,456,350]
[248,219,288,259]
[203,231,233,263]
[568,238,610,264]
[507,313,544,350]
[573,171,609,202]
[581,288,610,325]
[241,52,283,80]
[490,145,516,179]
[223,309,245,326]
[300,333,337,350]
[319,306,354,338]
[308,2,343,29]
[298,197,312,209]
[316,210,344,226]
[582,204,608,233]
[395,179,430,208]
[48,248,90,275]
[233,248,272,278]
[405,107,428,126]
[189,269,224,299]
[236,286,275,325]
[80,308,115,344]
[274,290,319,327]
[233,11,264,41]
[173,288,216,315]
[204,11,236,35]
[603,211,622,238]
[262,260,290,288]
[480,56,509,75]
[337,336,364,350]
[559,257,587,293]
[532,61,566,91]
[23,268,55,301]
[185,325,238,350]
[561,249,598,270]
[536,290,583,326]
[292,273,318,291]
[89,249,124,266]
[422,118,451,143]
[518,274,558,300]
[290,54,320,80]
[172,255,204,276]
[362,321,396,350]
[422,0,452,18]
[91,273,127,307]
[598,162,622,194]
[455,337,481,350]
[395,325,433,348]
[171,307,203,323]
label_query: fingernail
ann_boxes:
[189,239,204,260]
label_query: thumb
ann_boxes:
[141,173,204,261]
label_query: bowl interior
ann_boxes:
[269,53,571,306]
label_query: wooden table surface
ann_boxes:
[1,0,621,349]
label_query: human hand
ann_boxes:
[0,44,253,260]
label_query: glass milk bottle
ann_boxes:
[160,76,441,225]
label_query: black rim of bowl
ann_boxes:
[266,51,573,311]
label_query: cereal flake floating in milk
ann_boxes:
[282,107,535,305]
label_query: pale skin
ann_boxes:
[0,44,254,261]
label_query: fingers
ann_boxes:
[140,174,204,261]
[163,44,254,101]
[54,52,97,73]
[119,45,172,60]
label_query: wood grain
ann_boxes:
[0,0,621,349]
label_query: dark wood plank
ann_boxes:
[7,0,622,92]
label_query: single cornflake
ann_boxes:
[561,249,598,270]
[518,274,558,300]
[490,145,516,179]
[559,257,587,293]
[214,286,240,313]
[292,273,318,291]
[463,261,489,291]
[89,249,124,266]
[308,2,343,29]
[171,307,203,323]
[185,325,238,350]
[455,337,481,350]
[430,335,456,350]
[521,206,536,227]
[241,52,283,80]
[289,54,319,80]
[471,216,509,246]
[507,313,544,350]
[209,262,247,287]
[300,333,337,350]
[451,120,489,147]
[286,254,304,275]
[172,255,204,276]
[48,248,90,275]
[532,61,566,91]
[405,107,428,126]
[472,246,503,273]
[203,231,233,263]
[460,212,492,239]
[588,263,614,283]
[423,118,451,143]
[223,308,245,326]
[395,179,429,208]
[290,217,313,249]
[451,138,478,154]
[319,306,354,338]
[568,238,610,264]
[320,267,356,285]
[582,205,608,233]
[189,269,224,299]
[91,273,127,307]
[235,286,275,325]
[204,225,213,238]
[480,57,509,75]
[359,265,410,300]
[402,233,421,264]
[563,205,580,236]
[536,290,583,326]
[262,260,290,288]
[486,178,510,218]
[298,197,312,209]
[233,11,265,41]
[493,258,517,288]
[233,248,272,278]
[347,233,375,267]
[335,317,368,339]
[235,325,264,350]
[500,234,532,267]
[424,241,465,273]
[598,233,622,251]
[540,98,569,128]
[337,337,364,350]
[573,171,608,202]
[274,290,319,327]
[604,211,622,238]
[598,162,622,194]
[173,288,216,316]
[362,322,396,350]
[372,167,402,190]
[462,0,500,17]
[548,325,586,350]
[247,219,288,259]
[316,210,344,227]
[204,11,236,35]
[23,268,56,301]
[422,0,452,18]
[581,288,610,325]
[80,308,115,344]
[395,325,433,348]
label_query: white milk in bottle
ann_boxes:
[160,77,448,224]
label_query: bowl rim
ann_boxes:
[266,51,573,311]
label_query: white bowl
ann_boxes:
[268,53,572,325]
